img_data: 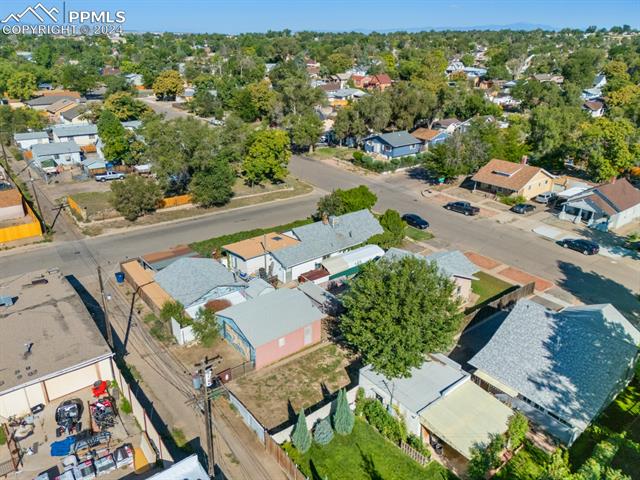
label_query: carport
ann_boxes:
[419,380,513,459]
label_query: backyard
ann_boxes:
[471,271,514,305]
[284,418,456,480]
[227,343,355,429]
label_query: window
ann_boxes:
[89,134,95,139]
[278,337,286,348]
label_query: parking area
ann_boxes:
[3,384,151,480]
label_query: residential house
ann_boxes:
[51,124,98,147]
[363,131,423,159]
[140,245,200,271]
[410,128,449,150]
[148,455,207,480]
[583,100,604,118]
[471,158,555,200]
[382,248,479,304]
[532,73,564,84]
[216,288,324,369]
[0,187,25,222]
[463,67,487,78]
[318,244,384,281]
[445,60,465,74]
[593,73,607,90]
[352,74,392,91]
[558,178,640,230]
[122,120,143,131]
[327,88,367,105]
[0,270,114,418]
[359,354,513,459]
[60,105,86,124]
[13,131,49,150]
[469,300,640,445]
[458,116,508,134]
[433,118,461,133]
[31,141,82,167]
[581,87,602,101]
[24,92,82,111]
[46,98,79,121]
[124,73,144,88]
[226,210,383,283]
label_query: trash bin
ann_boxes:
[114,272,125,284]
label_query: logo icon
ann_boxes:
[1,3,59,23]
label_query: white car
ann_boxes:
[95,171,125,182]
[534,191,556,204]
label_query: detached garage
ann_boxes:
[0,270,114,419]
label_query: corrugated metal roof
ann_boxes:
[271,210,383,268]
[217,288,324,347]
[321,244,384,275]
[14,131,48,141]
[32,141,81,157]
[51,124,98,137]
[469,300,640,431]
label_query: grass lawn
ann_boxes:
[471,272,514,305]
[68,191,116,219]
[495,442,549,480]
[405,226,434,242]
[228,344,354,429]
[284,418,456,480]
[310,146,357,161]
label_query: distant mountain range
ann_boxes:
[354,23,559,33]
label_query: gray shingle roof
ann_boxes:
[469,300,640,431]
[367,131,422,148]
[51,124,97,137]
[14,131,48,141]
[360,354,468,413]
[244,278,274,299]
[154,258,237,307]
[60,105,84,120]
[271,210,383,268]
[383,248,479,279]
[217,288,324,347]
[31,141,81,157]
[25,95,76,107]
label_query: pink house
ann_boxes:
[216,288,325,369]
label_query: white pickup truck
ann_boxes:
[95,171,125,182]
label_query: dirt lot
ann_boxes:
[227,343,357,429]
[169,337,246,377]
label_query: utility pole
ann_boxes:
[195,357,216,478]
[97,266,115,350]
[27,168,47,234]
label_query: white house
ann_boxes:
[13,131,49,150]
[583,100,605,118]
[51,124,98,147]
[223,210,383,283]
[31,141,82,167]
[124,73,143,87]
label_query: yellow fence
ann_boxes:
[67,195,87,220]
[0,202,43,244]
[160,194,192,208]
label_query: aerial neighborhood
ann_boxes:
[0,8,640,480]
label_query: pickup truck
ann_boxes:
[444,201,480,216]
[95,171,125,182]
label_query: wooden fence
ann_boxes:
[400,441,429,466]
[0,202,42,244]
[265,435,307,480]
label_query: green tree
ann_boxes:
[292,410,312,453]
[468,434,505,480]
[577,117,637,181]
[188,89,223,118]
[423,130,489,179]
[110,175,163,221]
[540,448,572,480]
[506,412,529,450]
[368,209,405,249]
[103,92,150,121]
[55,64,99,95]
[232,88,259,122]
[152,70,184,100]
[6,71,36,100]
[341,256,463,378]
[313,417,334,445]
[242,129,291,185]
[189,157,235,207]
[192,308,221,347]
[332,389,354,435]
[286,112,323,152]
[325,52,353,74]
[104,75,134,96]
[160,300,187,325]
[98,109,130,161]
[316,185,377,217]
[247,80,277,120]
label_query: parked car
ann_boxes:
[402,213,429,229]
[511,204,536,214]
[444,201,480,216]
[535,191,557,204]
[95,171,125,182]
[557,238,600,255]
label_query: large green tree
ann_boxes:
[110,175,163,221]
[103,92,150,121]
[286,112,323,152]
[341,256,463,378]
[316,185,377,218]
[7,71,36,100]
[189,156,235,207]
[242,129,291,185]
[98,109,130,162]
[152,70,184,100]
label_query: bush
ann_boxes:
[191,308,221,347]
[352,150,364,162]
[333,389,355,435]
[119,397,132,414]
[313,417,334,446]
[351,152,421,173]
[407,433,430,458]
[110,175,163,221]
[361,398,406,445]
[292,410,312,453]
[497,194,527,206]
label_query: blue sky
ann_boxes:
[2,0,638,33]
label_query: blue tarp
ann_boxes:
[50,436,75,456]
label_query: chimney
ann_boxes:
[521,155,528,165]
[322,213,329,225]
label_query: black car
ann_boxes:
[402,213,429,229]
[444,201,480,216]
[557,238,600,255]
[511,204,536,214]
